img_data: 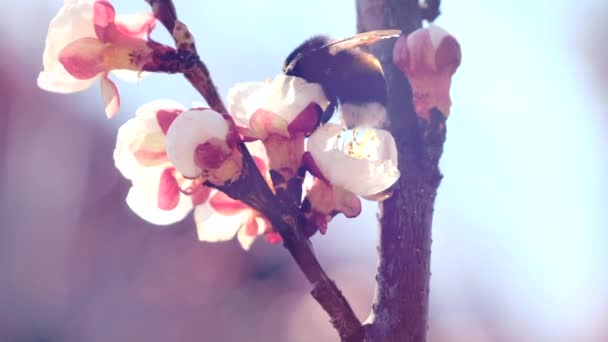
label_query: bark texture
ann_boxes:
[357,1,446,341]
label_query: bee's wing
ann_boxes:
[324,30,401,55]
[283,30,401,74]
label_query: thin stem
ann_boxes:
[213,146,363,341]
[146,0,226,113]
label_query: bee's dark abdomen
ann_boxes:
[283,35,388,124]
[330,49,387,106]
[283,36,333,85]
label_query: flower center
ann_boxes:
[337,129,379,161]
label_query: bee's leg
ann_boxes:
[320,100,338,124]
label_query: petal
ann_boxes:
[194,200,245,243]
[126,167,193,225]
[307,124,400,197]
[39,0,99,92]
[227,81,269,128]
[236,215,263,250]
[37,70,97,93]
[263,75,329,125]
[190,185,212,206]
[264,231,282,245]
[208,191,249,216]
[245,140,270,178]
[114,102,184,180]
[305,177,361,219]
[58,37,107,80]
[165,109,230,178]
[237,227,257,250]
[333,186,362,218]
[250,108,290,139]
[114,12,156,40]
[157,167,180,210]
[100,75,120,118]
[135,99,186,120]
[286,103,322,135]
[93,0,116,42]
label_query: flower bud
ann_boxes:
[166,109,242,185]
[393,24,461,119]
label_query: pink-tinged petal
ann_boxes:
[334,187,362,218]
[435,34,461,74]
[115,13,156,40]
[190,185,212,206]
[262,134,305,181]
[194,138,231,170]
[227,81,270,128]
[302,151,327,183]
[131,146,168,166]
[157,167,180,210]
[304,178,361,233]
[93,0,116,42]
[165,109,230,178]
[250,108,289,139]
[100,75,120,118]
[194,200,244,243]
[38,0,98,93]
[246,140,269,172]
[314,213,329,235]
[243,216,259,237]
[263,75,329,125]
[209,191,248,216]
[156,109,181,135]
[226,75,328,139]
[115,117,166,180]
[126,168,193,225]
[237,126,259,142]
[237,214,269,250]
[286,102,322,135]
[264,232,282,245]
[253,156,268,177]
[58,37,107,80]
[237,225,257,251]
[136,99,186,121]
[114,100,186,179]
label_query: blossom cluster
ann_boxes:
[38,0,459,250]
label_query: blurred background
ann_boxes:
[1,0,607,341]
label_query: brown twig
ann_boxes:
[146,0,226,113]
[145,1,363,340]
[214,146,363,341]
[356,0,446,341]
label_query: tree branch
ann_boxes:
[145,0,226,113]
[356,0,447,341]
[145,1,363,340]
[213,145,363,341]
